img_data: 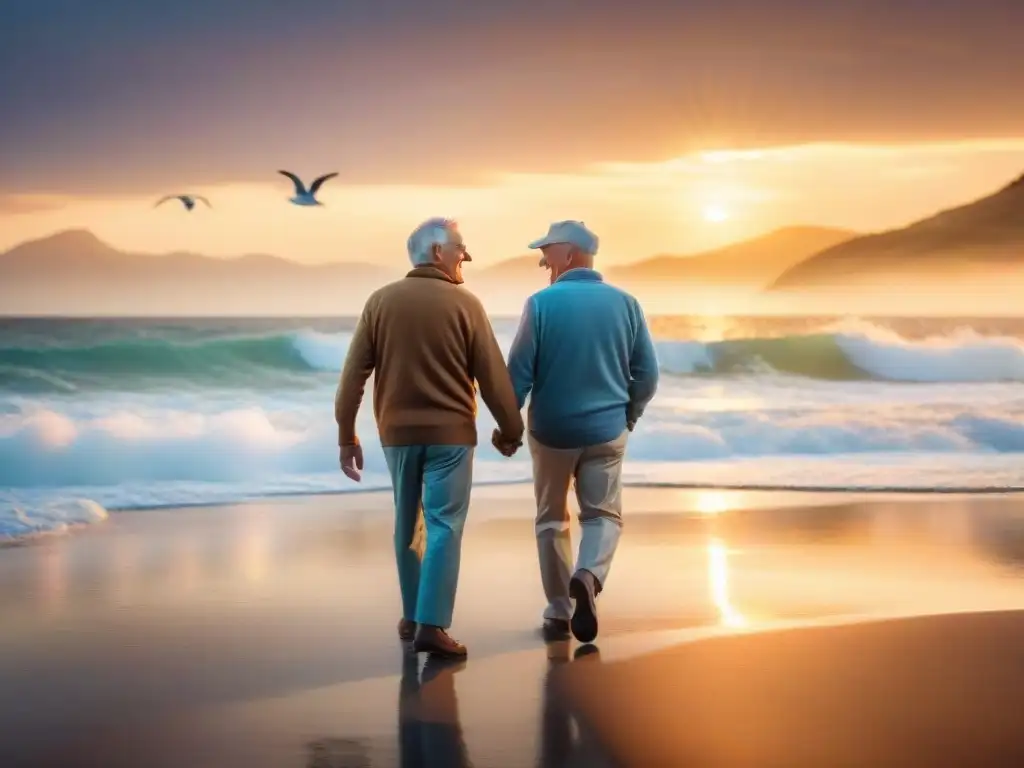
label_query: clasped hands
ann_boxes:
[343,422,631,478]
[491,428,522,457]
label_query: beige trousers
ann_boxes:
[529,430,628,621]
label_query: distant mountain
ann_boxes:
[478,254,543,278]
[0,229,398,315]
[467,255,549,312]
[770,173,1024,290]
[607,226,856,287]
[476,226,855,289]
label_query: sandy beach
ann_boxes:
[569,609,1024,767]
[3,485,1024,766]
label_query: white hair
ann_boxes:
[407,217,457,266]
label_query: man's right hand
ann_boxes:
[491,428,521,457]
[340,442,364,482]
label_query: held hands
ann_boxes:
[339,440,364,482]
[491,428,522,457]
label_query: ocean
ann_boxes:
[2,315,1023,543]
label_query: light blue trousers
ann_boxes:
[382,444,474,629]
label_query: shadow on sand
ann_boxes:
[538,643,616,767]
[304,644,614,767]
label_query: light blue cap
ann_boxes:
[528,220,599,265]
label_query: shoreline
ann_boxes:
[5,480,1024,550]
[2,486,1024,765]
[48,479,1024,517]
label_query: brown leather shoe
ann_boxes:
[397,618,416,642]
[413,624,468,659]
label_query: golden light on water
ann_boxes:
[691,315,730,342]
[695,490,730,515]
[236,514,272,584]
[708,537,747,628]
[694,490,748,628]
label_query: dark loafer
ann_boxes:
[569,569,600,643]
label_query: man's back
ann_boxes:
[336,265,522,448]
[507,268,659,449]
[335,218,526,659]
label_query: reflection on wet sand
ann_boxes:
[14,488,1024,622]
[236,511,272,584]
[538,646,574,768]
[297,646,614,768]
[305,737,374,767]
[566,610,1024,767]
[3,487,1024,767]
[707,538,746,629]
[397,654,471,768]
[695,490,730,516]
[38,543,66,615]
[697,491,746,629]
[538,643,612,768]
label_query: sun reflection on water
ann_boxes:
[708,537,747,628]
[695,490,730,516]
[694,490,748,628]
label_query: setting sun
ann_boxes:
[703,204,730,223]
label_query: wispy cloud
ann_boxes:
[0,194,70,215]
[599,138,1024,169]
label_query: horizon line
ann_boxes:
[0,223,862,267]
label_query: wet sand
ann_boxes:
[569,610,1024,767]
[2,485,1024,766]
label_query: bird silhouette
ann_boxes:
[155,194,211,212]
[278,171,338,207]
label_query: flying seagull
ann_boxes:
[155,194,211,211]
[278,170,338,207]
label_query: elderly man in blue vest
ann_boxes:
[501,220,659,644]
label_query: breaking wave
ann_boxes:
[2,323,1024,392]
[4,317,1024,543]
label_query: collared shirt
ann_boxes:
[507,267,659,449]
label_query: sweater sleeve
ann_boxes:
[627,299,660,424]
[469,300,525,441]
[506,297,538,410]
[335,301,376,446]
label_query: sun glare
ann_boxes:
[702,204,729,223]
[695,490,730,515]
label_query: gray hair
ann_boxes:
[407,217,457,266]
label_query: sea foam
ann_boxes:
[4,318,1024,544]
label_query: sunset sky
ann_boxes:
[3,0,1024,266]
